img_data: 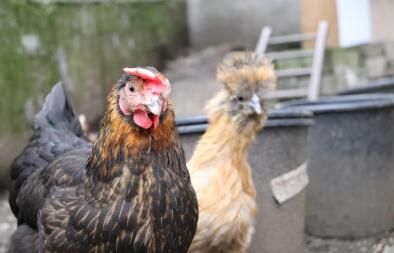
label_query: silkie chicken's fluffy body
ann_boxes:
[8,68,198,253]
[187,52,276,253]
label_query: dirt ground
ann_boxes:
[306,233,394,253]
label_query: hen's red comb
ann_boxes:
[123,67,170,97]
[123,67,159,82]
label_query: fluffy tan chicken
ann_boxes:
[187,52,276,253]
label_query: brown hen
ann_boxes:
[9,67,198,253]
[187,52,276,253]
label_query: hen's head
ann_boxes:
[209,52,276,124]
[115,67,171,130]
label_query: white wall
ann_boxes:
[336,0,372,47]
[370,0,394,42]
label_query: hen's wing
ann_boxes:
[16,149,90,229]
[9,82,91,219]
[8,149,90,253]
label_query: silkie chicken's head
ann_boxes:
[116,67,171,130]
[211,52,276,124]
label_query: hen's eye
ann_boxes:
[129,86,135,93]
[237,96,244,101]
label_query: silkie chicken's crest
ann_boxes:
[216,52,276,92]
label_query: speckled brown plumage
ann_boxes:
[9,71,198,253]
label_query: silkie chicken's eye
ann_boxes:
[237,95,244,101]
[129,85,135,93]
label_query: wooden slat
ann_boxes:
[308,20,329,101]
[276,67,311,78]
[266,49,314,60]
[255,27,272,60]
[265,89,309,100]
[254,21,329,101]
[268,33,316,45]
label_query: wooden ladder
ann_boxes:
[255,20,329,101]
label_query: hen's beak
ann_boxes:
[145,95,162,115]
[249,93,262,114]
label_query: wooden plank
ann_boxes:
[266,49,314,60]
[276,67,311,78]
[301,0,338,47]
[268,33,316,45]
[308,20,328,101]
[256,20,328,101]
[255,27,272,60]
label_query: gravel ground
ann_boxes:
[306,233,394,253]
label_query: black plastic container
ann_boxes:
[177,108,313,253]
[339,78,394,95]
[279,94,394,238]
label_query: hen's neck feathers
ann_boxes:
[85,85,181,182]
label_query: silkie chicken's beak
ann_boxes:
[249,93,262,114]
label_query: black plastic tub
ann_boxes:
[339,78,394,95]
[177,108,313,253]
[279,94,394,239]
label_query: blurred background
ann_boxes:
[2,0,394,182]
[1,0,394,251]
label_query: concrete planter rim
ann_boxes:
[176,108,314,134]
[278,94,394,114]
[339,78,394,95]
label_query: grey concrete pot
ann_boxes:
[280,94,394,239]
[339,78,394,95]
[177,108,313,253]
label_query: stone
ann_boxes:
[361,43,385,58]
[384,245,394,253]
[384,41,394,60]
[366,56,387,78]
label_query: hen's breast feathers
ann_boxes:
[39,147,197,252]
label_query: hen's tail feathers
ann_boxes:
[9,82,88,218]
[34,82,83,137]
